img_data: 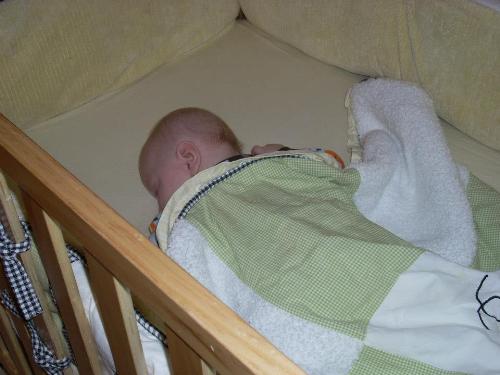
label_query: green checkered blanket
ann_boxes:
[158,80,500,374]
[162,155,500,375]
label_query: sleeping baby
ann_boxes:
[139,107,344,212]
[139,107,345,244]
[139,107,244,211]
[136,85,500,375]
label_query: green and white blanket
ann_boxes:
[156,81,500,374]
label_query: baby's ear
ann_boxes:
[176,141,201,176]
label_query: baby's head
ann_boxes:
[139,107,241,210]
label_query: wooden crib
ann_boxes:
[0,113,303,374]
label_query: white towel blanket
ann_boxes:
[347,79,476,266]
[159,79,499,375]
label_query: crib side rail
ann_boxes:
[0,114,305,375]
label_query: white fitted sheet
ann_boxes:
[28,21,500,233]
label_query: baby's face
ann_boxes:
[139,143,191,212]
[140,152,191,211]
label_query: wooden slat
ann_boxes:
[0,113,305,375]
[201,360,217,375]
[22,195,102,375]
[135,297,216,375]
[0,303,32,375]
[0,330,18,374]
[0,172,74,375]
[0,173,22,242]
[87,254,148,375]
[165,325,204,375]
[0,178,32,375]
[0,274,42,375]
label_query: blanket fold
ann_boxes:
[348,79,476,267]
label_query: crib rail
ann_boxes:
[0,114,305,375]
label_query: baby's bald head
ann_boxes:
[139,108,241,210]
[153,108,241,149]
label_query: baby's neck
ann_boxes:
[199,143,240,170]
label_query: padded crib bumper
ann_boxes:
[0,0,239,128]
[240,0,500,151]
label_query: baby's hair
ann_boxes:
[151,107,242,153]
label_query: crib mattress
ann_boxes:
[27,21,500,233]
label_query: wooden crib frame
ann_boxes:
[0,114,304,375]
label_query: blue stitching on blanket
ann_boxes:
[476,275,500,330]
[178,154,303,219]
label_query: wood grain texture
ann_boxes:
[0,173,75,375]
[0,273,42,375]
[22,195,102,374]
[0,304,32,375]
[165,325,204,375]
[87,253,148,375]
